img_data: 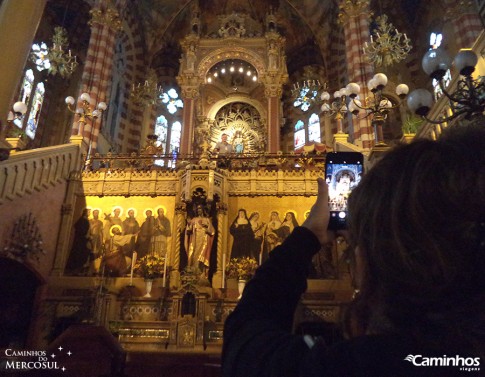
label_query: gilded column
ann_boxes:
[172,201,187,288]
[212,202,228,289]
[71,0,121,151]
[0,0,47,136]
[339,0,374,149]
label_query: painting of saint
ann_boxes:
[103,206,123,241]
[185,205,215,274]
[136,209,155,259]
[65,208,92,275]
[89,209,104,257]
[249,212,265,261]
[276,211,299,241]
[262,211,282,262]
[229,209,254,259]
[150,207,171,257]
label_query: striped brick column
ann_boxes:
[71,0,121,152]
[340,0,374,149]
[446,1,482,49]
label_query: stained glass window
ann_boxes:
[154,115,168,150]
[308,113,321,142]
[25,82,45,139]
[294,120,305,149]
[170,121,182,153]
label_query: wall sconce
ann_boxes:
[65,93,107,136]
[407,49,484,124]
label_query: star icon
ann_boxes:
[58,346,63,351]
[51,354,56,358]
[67,351,72,356]
[62,367,66,372]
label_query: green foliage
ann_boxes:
[402,115,423,134]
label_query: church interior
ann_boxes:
[0,0,484,376]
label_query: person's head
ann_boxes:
[157,207,165,217]
[113,207,121,217]
[346,124,485,350]
[110,225,122,236]
[92,209,99,219]
[145,209,152,218]
[127,209,135,218]
[221,133,228,142]
[270,211,279,220]
[196,205,205,216]
[336,172,353,193]
[238,209,247,219]
[249,212,259,221]
[82,208,90,218]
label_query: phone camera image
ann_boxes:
[325,152,364,230]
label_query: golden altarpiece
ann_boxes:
[36,12,354,356]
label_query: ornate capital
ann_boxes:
[264,84,283,98]
[338,0,372,24]
[181,86,200,99]
[89,7,122,31]
[175,202,187,214]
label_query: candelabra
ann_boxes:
[320,89,349,133]
[345,73,409,145]
[292,79,324,112]
[65,93,107,136]
[31,27,78,78]
[363,14,412,68]
[3,213,45,263]
[407,49,485,124]
[131,70,163,106]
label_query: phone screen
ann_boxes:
[325,152,364,229]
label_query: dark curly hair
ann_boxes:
[346,123,485,356]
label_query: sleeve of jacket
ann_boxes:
[222,226,322,377]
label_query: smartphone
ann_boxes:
[325,152,364,230]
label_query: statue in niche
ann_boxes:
[232,130,245,153]
[186,43,196,71]
[268,40,279,70]
[185,204,215,276]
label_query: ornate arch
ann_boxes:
[197,47,266,80]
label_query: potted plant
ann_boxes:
[226,257,259,299]
[134,255,165,297]
[401,115,423,143]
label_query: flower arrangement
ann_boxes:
[134,255,165,280]
[226,257,259,281]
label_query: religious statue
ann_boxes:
[185,205,215,274]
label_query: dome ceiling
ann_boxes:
[136,0,337,73]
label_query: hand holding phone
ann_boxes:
[325,152,364,230]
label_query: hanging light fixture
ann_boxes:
[130,69,163,106]
[407,48,485,123]
[363,14,412,67]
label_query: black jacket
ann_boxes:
[222,227,481,377]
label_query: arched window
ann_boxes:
[154,87,183,166]
[430,32,451,100]
[25,82,45,139]
[308,113,321,143]
[14,66,45,139]
[294,120,305,149]
[292,114,321,151]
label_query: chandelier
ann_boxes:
[407,49,485,123]
[292,79,324,112]
[65,92,107,136]
[31,27,78,78]
[130,69,163,106]
[363,14,412,67]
